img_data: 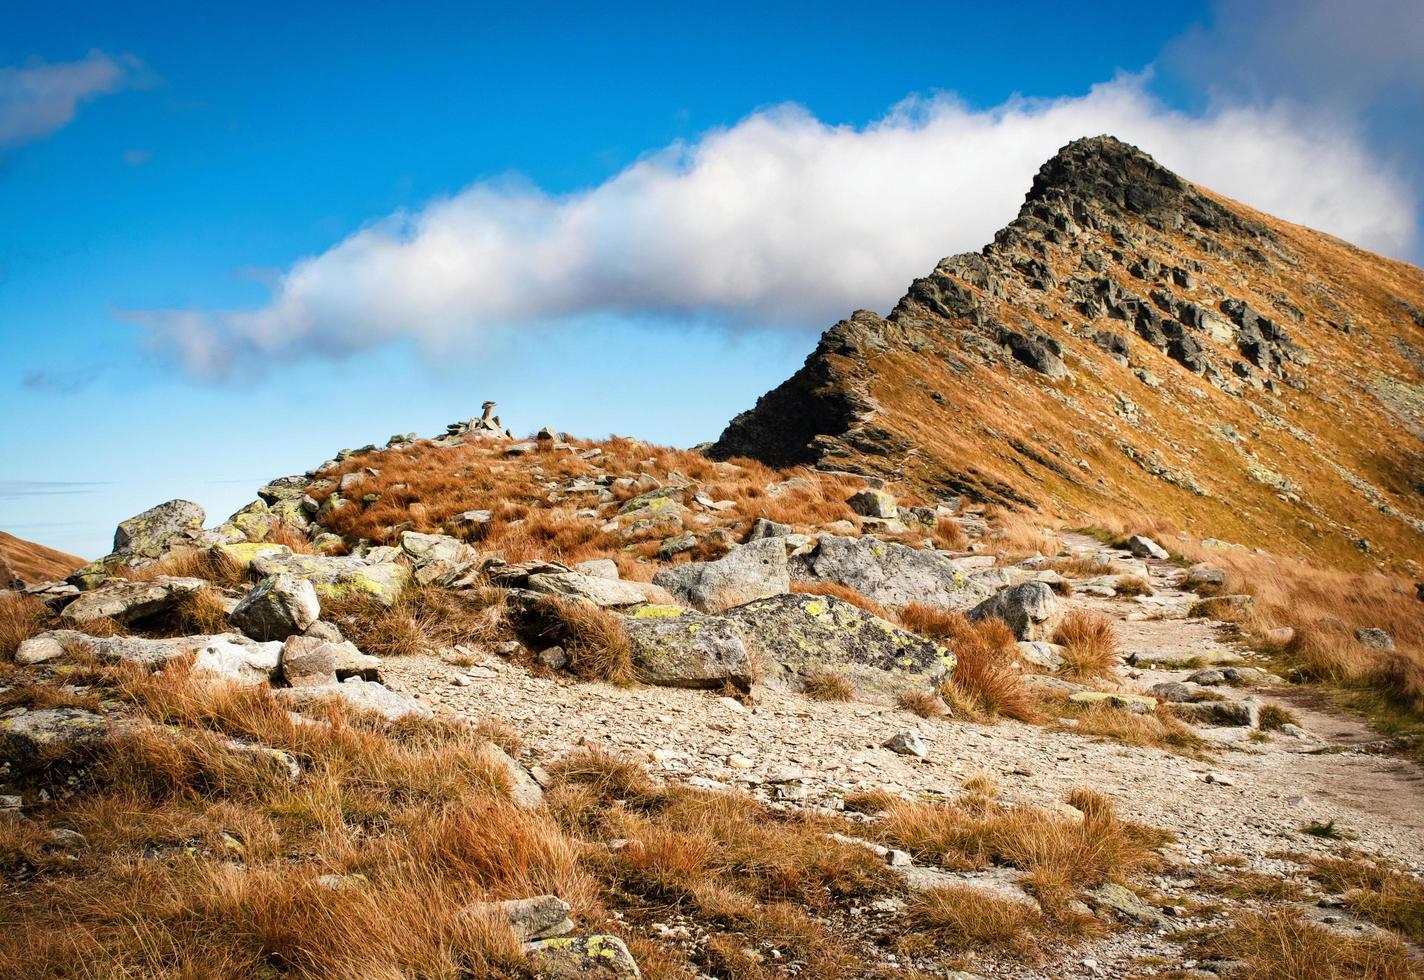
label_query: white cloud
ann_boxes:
[0,51,136,147]
[131,75,1416,376]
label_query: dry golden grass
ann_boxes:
[932,519,970,551]
[1051,610,1119,679]
[124,546,247,589]
[905,608,1036,723]
[0,591,46,660]
[1257,703,1300,732]
[1305,853,1424,942]
[1205,909,1415,979]
[876,790,1169,893]
[1113,574,1153,596]
[908,885,1040,950]
[898,688,951,718]
[1044,556,1113,578]
[802,667,855,702]
[985,506,1062,559]
[1055,700,1205,754]
[534,598,634,684]
[789,580,889,619]
[326,584,508,659]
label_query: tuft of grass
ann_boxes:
[0,591,47,661]
[1113,575,1154,597]
[535,598,634,684]
[1305,853,1424,942]
[934,615,1037,724]
[1051,611,1119,680]
[1302,820,1344,839]
[1258,703,1300,731]
[908,885,1040,951]
[1205,909,1415,980]
[802,668,855,702]
[327,585,508,660]
[899,688,950,718]
[1057,700,1205,755]
[789,580,888,619]
[931,520,969,551]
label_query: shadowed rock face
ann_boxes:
[709,135,1424,572]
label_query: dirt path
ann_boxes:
[383,533,1424,977]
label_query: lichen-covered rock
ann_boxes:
[525,935,641,978]
[111,499,206,562]
[279,635,338,687]
[526,572,672,609]
[0,707,113,772]
[652,538,789,612]
[789,535,978,608]
[722,593,954,704]
[848,489,898,519]
[1172,699,1258,727]
[229,573,320,641]
[399,530,477,565]
[967,582,1059,640]
[623,605,752,689]
[1183,564,1226,589]
[276,677,431,721]
[215,541,293,573]
[60,576,207,625]
[467,895,572,941]
[746,517,792,540]
[617,486,686,517]
[250,552,409,607]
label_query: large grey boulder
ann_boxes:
[250,552,409,607]
[622,605,753,689]
[525,572,673,609]
[789,534,979,608]
[722,593,955,704]
[190,635,284,685]
[967,582,1060,640]
[60,576,207,625]
[276,677,431,721]
[112,499,206,562]
[229,574,320,641]
[652,538,789,612]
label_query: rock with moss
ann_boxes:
[652,538,789,612]
[0,707,115,772]
[722,593,955,704]
[525,934,641,978]
[967,581,1060,640]
[526,572,673,609]
[788,534,979,609]
[110,499,206,564]
[229,573,320,641]
[215,541,293,573]
[59,576,207,626]
[617,486,686,516]
[250,552,408,607]
[622,605,752,689]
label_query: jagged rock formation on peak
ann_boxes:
[712,135,1424,572]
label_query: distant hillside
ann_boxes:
[711,136,1424,575]
[0,530,85,586]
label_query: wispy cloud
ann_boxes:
[128,75,1416,377]
[0,480,113,499]
[21,366,101,394]
[0,50,140,147]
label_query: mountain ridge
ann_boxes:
[711,135,1424,573]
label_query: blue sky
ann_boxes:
[2,1,1421,557]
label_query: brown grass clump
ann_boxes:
[899,688,951,718]
[1044,556,1113,578]
[1113,575,1153,596]
[1058,701,1204,754]
[0,592,47,660]
[909,610,1035,723]
[789,580,888,619]
[1305,854,1424,942]
[932,520,969,551]
[985,506,1061,559]
[326,585,508,659]
[1257,703,1300,732]
[1206,909,1415,979]
[877,790,1168,891]
[125,547,246,589]
[1051,611,1119,679]
[908,885,1041,950]
[802,668,855,702]
[535,598,633,684]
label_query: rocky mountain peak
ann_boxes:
[712,137,1424,572]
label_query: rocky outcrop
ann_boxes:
[651,538,789,612]
[788,534,978,609]
[722,593,955,703]
[250,552,408,606]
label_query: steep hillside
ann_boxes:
[712,136,1424,574]
[0,530,84,587]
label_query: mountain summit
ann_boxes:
[711,136,1424,572]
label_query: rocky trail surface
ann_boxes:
[380,530,1424,977]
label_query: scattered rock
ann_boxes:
[279,635,339,687]
[527,572,673,609]
[1355,627,1394,651]
[882,731,928,758]
[1067,690,1156,714]
[250,552,409,607]
[652,538,789,612]
[0,707,113,772]
[468,895,572,941]
[1126,535,1169,560]
[847,489,898,519]
[277,677,432,722]
[967,582,1060,640]
[1088,882,1169,928]
[229,574,321,641]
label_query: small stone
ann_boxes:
[882,732,928,758]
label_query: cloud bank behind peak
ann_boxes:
[130,76,1416,377]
